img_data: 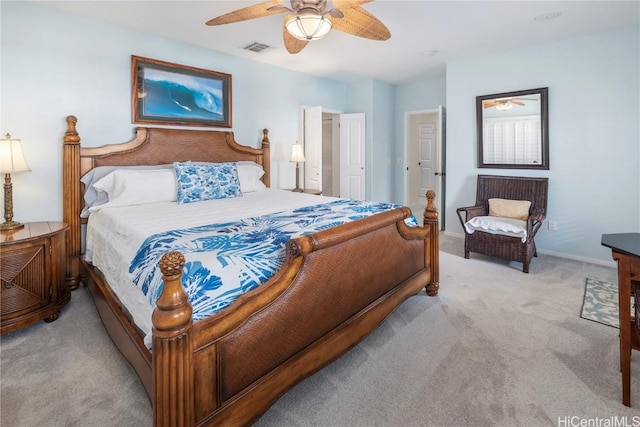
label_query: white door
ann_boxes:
[303,106,322,191]
[405,106,445,228]
[408,113,437,205]
[339,113,366,200]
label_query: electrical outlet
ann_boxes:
[548,220,558,231]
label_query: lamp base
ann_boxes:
[0,220,24,231]
[292,187,303,193]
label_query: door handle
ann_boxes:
[434,172,446,176]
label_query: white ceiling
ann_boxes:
[32,0,640,84]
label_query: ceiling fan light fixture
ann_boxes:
[495,101,513,111]
[285,12,332,41]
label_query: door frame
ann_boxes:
[403,107,445,229]
[299,105,343,195]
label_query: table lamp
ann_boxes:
[290,142,306,193]
[0,133,31,230]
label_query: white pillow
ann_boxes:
[89,168,177,211]
[236,161,266,193]
[464,216,528,243]
[80,164,172,217]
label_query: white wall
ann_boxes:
[445,26,639,264]
[1,2,348,224]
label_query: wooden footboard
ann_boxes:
[153,196,439,426]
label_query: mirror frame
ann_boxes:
[476,87,549,170]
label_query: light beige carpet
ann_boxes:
[2,234,639,426]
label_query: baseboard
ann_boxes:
[536,248,616,268]
[443,231,464,239]
[441,231,617,269]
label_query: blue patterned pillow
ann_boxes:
[173,162,242,204]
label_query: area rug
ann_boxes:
[580,277,634,328]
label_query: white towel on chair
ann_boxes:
[464,216,528,242]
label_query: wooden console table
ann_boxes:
[601,232,640,407]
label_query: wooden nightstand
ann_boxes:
[1,222,70,334]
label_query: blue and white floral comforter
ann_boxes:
[129,199,417,321]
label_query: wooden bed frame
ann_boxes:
[62,115,440,426]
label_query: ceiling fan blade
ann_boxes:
[511,100,525,106]
[483,101,499,108]
[283,15,309,54]
[331,6,390,41]
[206,0,286,26]
[333,0,375,8]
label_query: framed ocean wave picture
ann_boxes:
[132,55,232,127]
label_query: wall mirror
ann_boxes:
[476,87,549,170]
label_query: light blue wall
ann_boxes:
[371,79,395,202]
[2,2,638,265]
[445,26,640,263]
[345,80,374,199]
[394,78,447,204]
[344,79,395,202]
[1,1,348,223]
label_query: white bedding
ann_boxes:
[86,189,339,345]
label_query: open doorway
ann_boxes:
[299,106,340,196]
[321,111,339,196]
[300,106,366,200]
[404,106,446,229]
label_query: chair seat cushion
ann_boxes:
[464,216,528,242]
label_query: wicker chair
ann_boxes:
[456,175,549,273]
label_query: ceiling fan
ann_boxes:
[206,0,391,54]
[483,97,537,110]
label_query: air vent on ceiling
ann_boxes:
[242,42,273,53]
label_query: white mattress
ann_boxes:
[86,189,338,345]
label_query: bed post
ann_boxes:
[62,115,82,290]
[423,190,439,296]
[152,251,194,427]
[261,129,271,188]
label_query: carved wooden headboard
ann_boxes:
[62,115,271,288]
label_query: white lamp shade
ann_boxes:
[290,143,306,163]
[285,13,332,41]
[0,135,31,173]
